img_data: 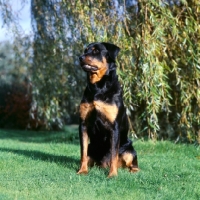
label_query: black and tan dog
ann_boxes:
[77,42,139,178]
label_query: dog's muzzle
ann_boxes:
[81,64,98,72]
[79,55,98,72]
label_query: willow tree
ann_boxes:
[122,0,200,142]
[2,0,198,141]
[30,0,126,129]
[30,0,199,142]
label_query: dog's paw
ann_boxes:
[129,167,140,173]
[107,170,118,178]
[77,169,88,175]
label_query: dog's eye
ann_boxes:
[93,49,99,54]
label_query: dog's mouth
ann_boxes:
[81,64,98,72]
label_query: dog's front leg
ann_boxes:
[108,124,120,178]
[77,121,89,174]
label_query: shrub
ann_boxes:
[0,82,44,130]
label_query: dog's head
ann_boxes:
[79,42,120,84]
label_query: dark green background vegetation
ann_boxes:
[0,0,199,143]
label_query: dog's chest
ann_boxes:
[79,100,118,123]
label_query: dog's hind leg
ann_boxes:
[119,151,139,172]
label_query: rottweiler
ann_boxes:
[77,42,139,178]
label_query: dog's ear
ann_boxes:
[101,42,120,61]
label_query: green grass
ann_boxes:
[0,126,199,200]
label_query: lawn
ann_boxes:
[0,126,199,200]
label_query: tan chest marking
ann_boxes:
[93,101,118,123]
[79,103,94,120]
[80,101,118,123]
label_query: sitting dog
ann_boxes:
[77,42,139,177]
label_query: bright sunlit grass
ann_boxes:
[0,127,199,200]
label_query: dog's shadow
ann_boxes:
[0,147,79,170]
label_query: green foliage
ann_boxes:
[0,42,15,83]
[126,0,200,142]
[0,41,30,83]
[0,0,199,142]
[30,0,199,142]
[0,128,199,199]
[30,0,86,129]
[0,35,32,87]
[0,39,34,129]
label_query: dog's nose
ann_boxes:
[79,55,85,62]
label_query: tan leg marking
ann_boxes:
[108,155,119,178]
[77,130,89,175]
